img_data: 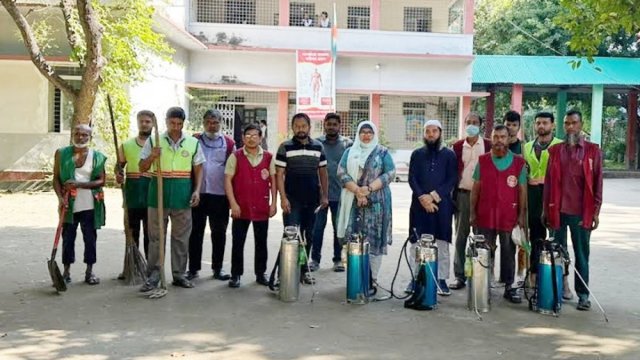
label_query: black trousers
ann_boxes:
[62,210,97,265]
[528,184,548,273]
[127,207,149,259]
[230,219,269,277]
[283,200,317,275]
[188,194,229,273]
[477,228,516,288]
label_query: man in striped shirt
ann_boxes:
[276,113,329,284]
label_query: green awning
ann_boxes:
[473,55,640,86]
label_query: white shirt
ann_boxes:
[74,150,95,213]
[459,139,485,190]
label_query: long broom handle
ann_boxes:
[107,96,134,246]
[152,116,167,289]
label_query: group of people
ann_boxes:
[53,106,602,312]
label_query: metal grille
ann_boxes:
[403,7,432,32]
[188,89,278,145]
[290,1,316,27]
[192,0,279,25]
[347,6,370,29]
[379,95,459,150]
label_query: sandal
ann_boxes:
[63,274,72,284]
[85,273,100,285]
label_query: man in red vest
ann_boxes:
[471,124,527,304]
[544,109,603,311]
[224,124,277,288]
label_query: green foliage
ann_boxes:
[557,0,640,59]
[474,0,572,55]
[187,89,223,131]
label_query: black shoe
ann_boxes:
[213,269,231,281]
[577,298,591,311]
[185,271,199,281]
[256,274,269,286]
[449,278,466,290]
[504,288,522,304]
[172,277,194,288]
[229,276,241,288]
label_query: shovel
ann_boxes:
[48,194,68,293]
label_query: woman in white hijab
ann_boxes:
[336,121,395,285]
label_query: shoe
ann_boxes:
[577,297,591,311]
[437,280,451,296]
[185,271,199,281]
[255,274,269,286]
[229,276,241,288]
[308,261,319,272]
[301,272,316,285]
[140,271,160,292]
[84,273,100,285]
[563,288,574,301]
[172,277,194,288]
[404,280,415,294]
[449,278,466,290]
[333,261,345,272]
[504,288,522,304]
[63,274,72,284]
[213,269,231,281]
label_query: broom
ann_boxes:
[107,96,147,285]
[148,114,168,299]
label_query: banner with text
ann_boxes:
[296,50,335,119]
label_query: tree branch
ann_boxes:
[1,0,78,100]
[60,0,80,53]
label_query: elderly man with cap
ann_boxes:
[406,120,457,295]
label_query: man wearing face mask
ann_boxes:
[471,124,527,304]
[53,124,107,286]
[116,110,155,260]
[186,109,235,281]
[544,110,603,311]
[449,113,491,290]
[523,112,562,288]
[407,120,457,295]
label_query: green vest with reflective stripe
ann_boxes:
[524,137,562,182]
[57,146,107,228]
[122,137,149,208]
[147,134,198,209]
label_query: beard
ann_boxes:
[424,137,442,150]
[492,144,507,158]
[139,130,152,137]
[565,133,580,145]
[536,129,552,137]
[73,141,89,149]
[295,132,308,140]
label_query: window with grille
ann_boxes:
[51,73,81,133]
[403,102,426,142]
[448,0,464,34]
[195,0,265,24]
[403,7,432,32]
[290,2,315,27]
[346,99,370,138]
[347,6,370,30]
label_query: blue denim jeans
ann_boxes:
[311,200,341,264]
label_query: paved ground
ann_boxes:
[0,180,639,360]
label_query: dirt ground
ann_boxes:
[0,180,639,360]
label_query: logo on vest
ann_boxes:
[261,168,269,181]
[181,150,190,158]
[507,175,518,188]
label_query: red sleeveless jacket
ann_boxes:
[476,154,525,232]
[232,149,272,221]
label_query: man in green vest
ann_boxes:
[53,124,107,286]
[139,107,205,290]
[115,110,154,261]
[523,112,562,287]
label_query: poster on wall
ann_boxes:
[296,50,335,119]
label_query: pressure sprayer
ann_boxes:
[346,232,371,304]
[277,226,301,302]
[466,234,491,317]
[404,234,439,310]
[530,237,564,315]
